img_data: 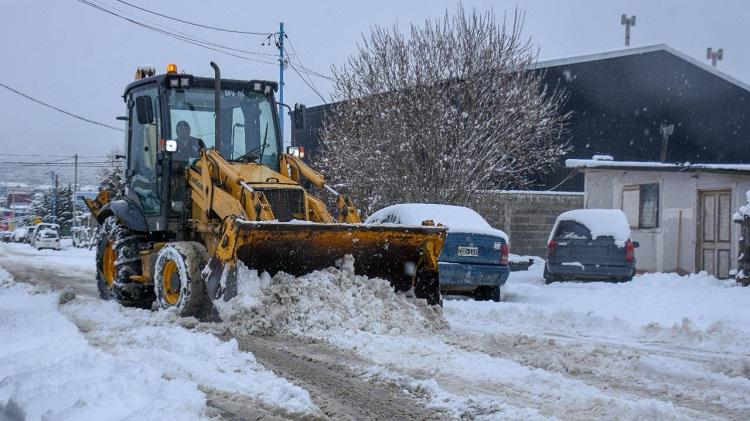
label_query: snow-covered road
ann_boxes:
[1,241,749,420]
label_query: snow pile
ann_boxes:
[550,209,631,246]
[734,190,750,221]
[365,203,508,240]
[221,256,447,337]
[0,268,319,420]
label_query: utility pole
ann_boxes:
[659,123,675,162]
[73,153,78,228]
[621,14,636,47]
[277,22,286,143]
[50,171,57,224]
[706,47,724,67]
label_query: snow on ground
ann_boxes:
[0,240,95,278]
[466,260,750,352]
[227,256,750,419]
[0,247,320,420]
[3,242,750,419]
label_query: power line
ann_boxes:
[288,60,327,103]
[113,0,273,35]
[286,37,334,81]
[0,153,109,158]
[76,0,279,65]
[0,81,124,132]
[100,0,279,58]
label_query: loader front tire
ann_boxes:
[95,216,153,308]
[154,242,211,318]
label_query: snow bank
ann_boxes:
[550,209,631,246]
[0,269,319,420]
[221,256,447,338]
[449,266,750,353]
[0,272,204,420]
[365,203,508,240]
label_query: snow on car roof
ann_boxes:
[365,203,508,240]
[551,209,631,246]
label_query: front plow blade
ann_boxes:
[214,221,447,305]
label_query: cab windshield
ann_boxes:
[167,87,279,170]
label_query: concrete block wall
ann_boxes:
[471,191,584,257]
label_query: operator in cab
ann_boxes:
[173,120,205,162]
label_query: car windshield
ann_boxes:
[167,87,279,170]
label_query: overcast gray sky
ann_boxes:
[1,0,748,162]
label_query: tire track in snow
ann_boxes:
[444,330,750,420]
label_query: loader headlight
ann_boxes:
[169,78,180,88]
[286,146,305,158]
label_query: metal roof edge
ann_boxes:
[535,44,750,92]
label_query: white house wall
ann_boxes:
[584,169,750,275]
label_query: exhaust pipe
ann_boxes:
[210,62,221,147]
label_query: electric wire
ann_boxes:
[113,0,273,35]
[0,81,124,132]
[75,0,279,65]
[288,60,327,103]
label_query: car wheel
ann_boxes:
[474,286,501,302]
[543,266,558,284]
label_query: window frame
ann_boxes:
[621,183,660,229]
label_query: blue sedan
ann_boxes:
[366,204,510,301]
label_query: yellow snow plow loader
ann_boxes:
[88,63,446,317]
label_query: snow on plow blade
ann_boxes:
[207,219,447,305]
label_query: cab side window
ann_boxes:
[128,86,161,215]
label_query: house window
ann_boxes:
[622,183,659,228]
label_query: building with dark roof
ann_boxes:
[292,44,750,191]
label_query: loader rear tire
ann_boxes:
[95,217,116,300]
[95,216,153,308]
[154,242,211,318]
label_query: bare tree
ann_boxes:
[318,6,569,215]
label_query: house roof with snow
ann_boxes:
[566,158,750,174]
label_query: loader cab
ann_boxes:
[122,65,281,233]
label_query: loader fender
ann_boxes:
[96,199,148,232]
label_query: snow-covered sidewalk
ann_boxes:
[0,266,320,420]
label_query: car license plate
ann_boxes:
[457,246,479,257]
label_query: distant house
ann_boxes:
[292,44,750,191]
[567,158,750,278]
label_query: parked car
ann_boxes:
[365,204,510,301]
[544,209,638,283]
[24,225,39,243]
[0,231,12,242]
[12,227,28,242]
[32,224,61,250]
